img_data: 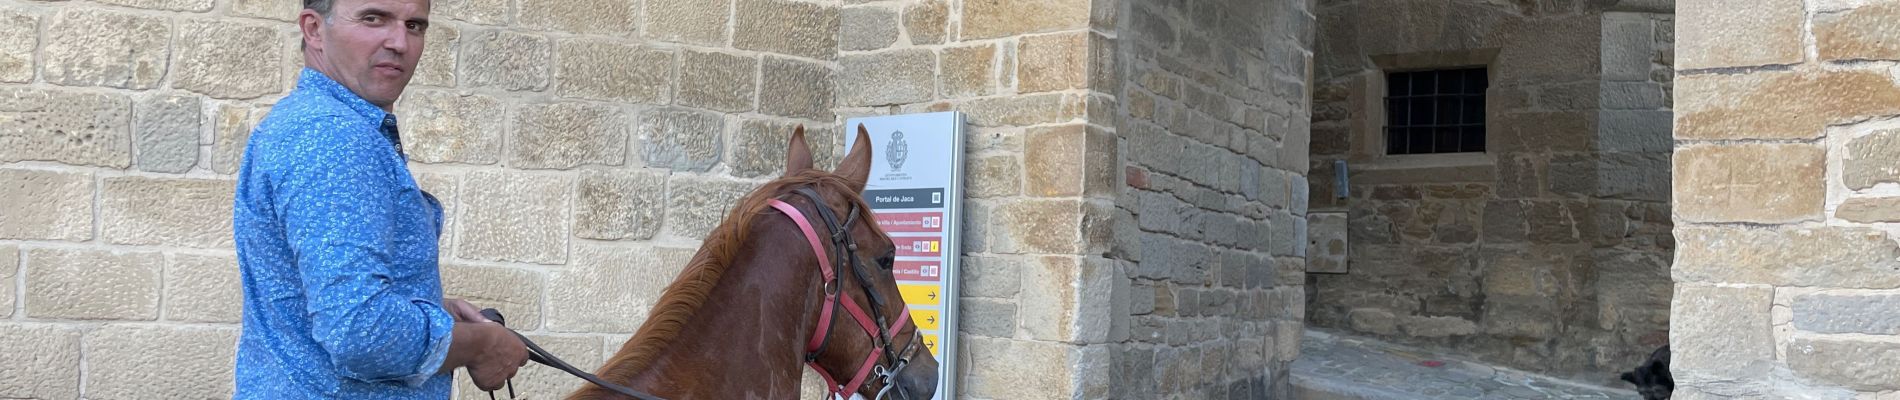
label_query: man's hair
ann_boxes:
[304,0,335,16]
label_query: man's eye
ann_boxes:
[360,15,382,24]
[405,22,423,32]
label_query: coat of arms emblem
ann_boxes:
[886,130,908,171]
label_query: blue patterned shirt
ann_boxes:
[232,67,455,399]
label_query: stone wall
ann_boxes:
[0,0,1310,399]
[1108,0,1314,397]
[1673,0,1900,398]
[1305,0,1675,383]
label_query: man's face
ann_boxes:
[302,0,429,110]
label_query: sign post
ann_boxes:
[844,112,963,400]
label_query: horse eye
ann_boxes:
[877,252,894,270]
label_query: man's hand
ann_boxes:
[463,323,529,391]
[444,298,489,323]
[440,300,530,392]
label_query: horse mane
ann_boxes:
[591,168,886,386]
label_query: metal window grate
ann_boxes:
[1385,68,1488,155]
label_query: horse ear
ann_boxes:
[784,124,813,177]
[834,123,873,192]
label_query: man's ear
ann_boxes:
[299,9,325,51]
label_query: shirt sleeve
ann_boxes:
[271,116,455,386]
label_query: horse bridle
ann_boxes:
[768,187,924,400]
[472,186,921,400]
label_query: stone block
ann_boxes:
[993,200,1083,254]
[395,90,504,164]
[759,57,835,120]
[101,177,235,248]
[43,9,169,89]
[1679,0,1802,69]
[574,169,667,241]
[0,87,133,168]
[135,94,201,173]
[443,265,544,330]
[1787,338,1900,391]
[1598,110,1673,153]
[231,0,298,21]
[734,0,838,60]
[1602,82,1666,110]
[174,20,281,99]
[646,0,730,45]
[664,175,754,239]
[1018,256,1113,343]
[521,0,637,35]
[85,325,237,399]
[1792,293,1900,335]
[1838,197,1900,222]
[1848,129,1900,190]
[842,5,899,51]
[1677,226,1900,288]
[1675,144,1822,223]
[0,246,11,318]
[639,108,724,172]
[1598,152,1671,202]
[457,170,572,264]
[556,40,672,103]
[1495,111,1592,152]
[679,50,756,113]
[26,248,161,320]
[1305,212,1347,274]
[903,0,948,45]
[165,254,241,323]
[841,49,936,107]
[958,337,1084,398]
[0,324,82,400]
[1018,31,1088,93]
[414,24,460,87]
[731,119,835,178]
[454,335,602,399]
[960,0,1089,40]
[1025,124,1113,197]
[414,172,460,250]
[212,103,266,174]
[941,44,997,98]
[547,245,693,332]
[1814,2,1900,62]
[0,7,35,83]
[437,0,510,25]
[462,31,550,91]
[955,92,1085,127]
[511,102,630,169]
[966,154,1022,198]
[962,256,1022,299]
[1678,70,1900,140]
[1602,15,1654,81]
[959,297,1017,338]
[0,169,93,241]
[1671,284,1776,379]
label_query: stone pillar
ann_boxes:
[1674,0,1900,397]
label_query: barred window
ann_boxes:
[1385,68,1487,155]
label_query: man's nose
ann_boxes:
[383,26,412,54]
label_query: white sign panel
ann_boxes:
[845,111,964,400]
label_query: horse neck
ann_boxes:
[587,219,824,400]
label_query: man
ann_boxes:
[232,0,527,397]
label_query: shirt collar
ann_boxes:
[295,67,391,123]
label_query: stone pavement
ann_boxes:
[1292,330,1640,400]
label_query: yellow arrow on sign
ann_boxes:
[910,309,941,330]
[898,284,939,306]
[921,334,940,356]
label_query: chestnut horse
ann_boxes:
[562,125,940,400]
